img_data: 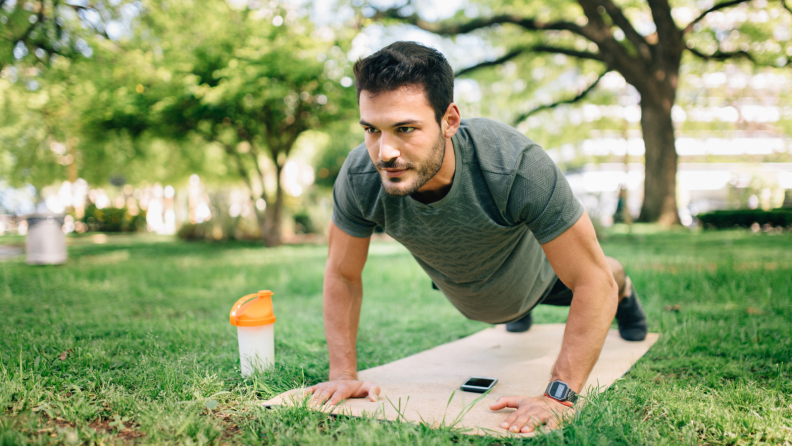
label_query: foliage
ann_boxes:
[80,204,146,232]
[313,121,364,189]
[0,1,133,72]
[79,0,360,245]
[373,0,792,223]
[176,222,214,241]
[2,1,361,246]
[698,208,792,229]
[0,62,197,188]
[293,210,315,234]
[0,2,164,189]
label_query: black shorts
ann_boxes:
[538,276,574,306]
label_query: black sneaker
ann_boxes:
[506,311,533,333]
[615,286,648,341]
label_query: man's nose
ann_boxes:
[379,135,400,162]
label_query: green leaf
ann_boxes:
[204,399,218,410]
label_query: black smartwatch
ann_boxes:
[544,380,578,406]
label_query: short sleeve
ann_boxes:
[509,145,584,244]
[331,164,378,238]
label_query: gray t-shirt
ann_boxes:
[331,117,584,324]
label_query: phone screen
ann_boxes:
[464,377,495,388]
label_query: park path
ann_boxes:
[0,245,24,260]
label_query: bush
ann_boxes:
[293,211,314,234]
[697,208,792,229]
[81,205,146,232]
[176,222,212,240]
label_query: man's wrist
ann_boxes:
[330,372,358,381]
[549,375,582,394]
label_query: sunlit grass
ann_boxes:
[1,229,791,445]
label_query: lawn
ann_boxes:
[1,229,791,445]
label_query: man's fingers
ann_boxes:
[349,381,376,399]
[312,388,336,404]
[504,408,541,433]
[499,406,529,429]
[489,396,521,410]
[518,410,548,433]
[304,380,382,405]
[326,389,347,406]
[368,384,381,401]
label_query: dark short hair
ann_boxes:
[353,41,454,125]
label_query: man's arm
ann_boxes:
[324,220,370,380]
[489,212,618,433]
[542,212,618,391]
[306,220,381,404]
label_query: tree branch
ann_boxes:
[685,44,756,62]
[455,46,603,77]
[782,0,792,15]
[15,6,46,50]
[646,0,680,44]
[594,0,650,59]
[65,3,112,40]
[683,0,752,33]
[512,71,609,125]
[246,143,270,203]
[455,48,524,77]
[687,45,792,68]
[372,7,591,40]
[221,142,258,202]
[576,0,609,33]
[533,45,604,61]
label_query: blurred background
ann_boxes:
[1,0,791,246]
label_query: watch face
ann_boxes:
[549,381,569,400]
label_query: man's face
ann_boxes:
[358,86,446,197]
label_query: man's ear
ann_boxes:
[443,102,461,138]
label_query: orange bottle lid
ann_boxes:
[230,290,277,327]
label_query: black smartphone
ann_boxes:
[460,376,498,393]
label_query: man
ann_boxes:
[306,41,647,434]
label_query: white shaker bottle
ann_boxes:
[229,290,277,377]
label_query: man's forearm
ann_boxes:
[323,271,364,380]
[550,279,618,393]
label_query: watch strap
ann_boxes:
[544,392,574,407]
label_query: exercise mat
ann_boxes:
[263,324,658,437]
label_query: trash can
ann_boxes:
[26,214,67,265]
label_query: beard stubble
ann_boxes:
[378,131,446,197]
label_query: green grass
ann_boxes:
[1,229,791,445]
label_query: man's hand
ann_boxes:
[489,395,573,433]
[305,376,381,406]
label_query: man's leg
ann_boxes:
[604,257,631,302]
[605,256,647,341]
[506,258,647,340]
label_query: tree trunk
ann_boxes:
[261,163,284,247]
[637,98,680,226]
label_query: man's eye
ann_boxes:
[365,128,379,134]
[398,127,415,133]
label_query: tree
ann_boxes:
[374,0,792,225]
[0,0,132,72]
[1,1,149,196]
[85,0,359,245]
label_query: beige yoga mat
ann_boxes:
[264,324,658,437]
